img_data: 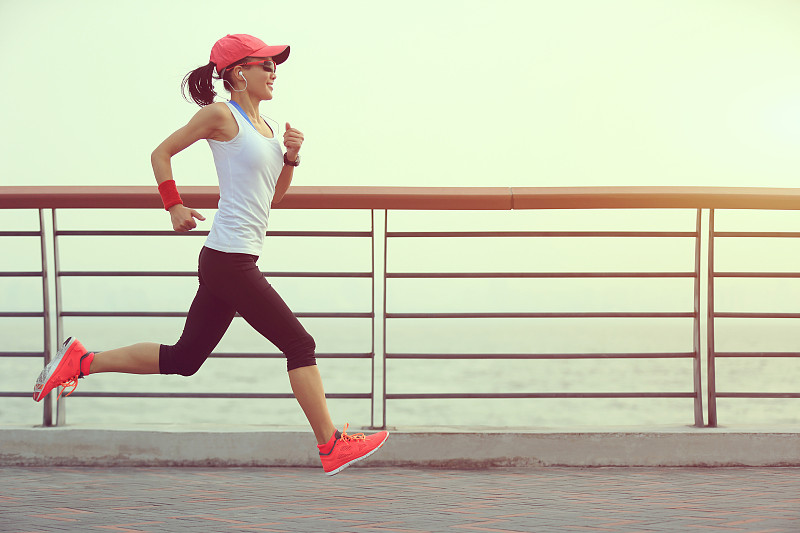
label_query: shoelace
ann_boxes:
[339,423,366,442]
[56,376,80,400]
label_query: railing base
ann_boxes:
[4,424,800,467]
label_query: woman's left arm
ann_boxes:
[273,122,304,205]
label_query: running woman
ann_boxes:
[32,34,388,475]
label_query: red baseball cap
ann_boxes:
[210,34,290,75]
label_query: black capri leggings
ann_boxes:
[159,246,316,376]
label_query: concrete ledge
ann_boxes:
[2,424,800,467]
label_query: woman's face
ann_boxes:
[237,56,277,100]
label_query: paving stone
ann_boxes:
[1,467,799,532]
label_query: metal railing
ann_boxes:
[2,186,800,428]
[49,210,376,427]
[380,210,704,428]
[707,208,800,426]
[0,209,52,426]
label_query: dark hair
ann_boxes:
[181,58,256,107]
[181,62,217,107]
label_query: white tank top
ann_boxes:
[204,101,284,256]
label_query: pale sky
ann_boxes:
[3,0,800,189]
[4,0,800,428]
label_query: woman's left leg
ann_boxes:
[199,251,336,445]
[287,365,336,445]
[239,282,336,445]
[199,251,389,475]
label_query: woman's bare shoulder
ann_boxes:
[186,102,236,141]
[196,101,231,121]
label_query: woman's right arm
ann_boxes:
[151,104,228,231]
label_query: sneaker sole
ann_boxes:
[324,432,389,476]
[33,337,78,402]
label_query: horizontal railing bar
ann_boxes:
[8,185,800,210]
[386,392,695,399]
[714,232,800,238]
[387,272,697,279]
[57,392,372,399]
[386,352,696,360]
[0,231,41,237]
[58,271,373,278]
[208,352,373,359]
[386,312,695,319]
[61,311,373,318]
[56,230,371,238]
[1,352,373,360]
[274,231,372,237]
[0,393,33,398]
[57,230,210,237]
[0,312,44,318]
[716,393,800,398]
[714,272,800,278]
[0,352,44,358]
[387,231,697,238]
[716,352,800,358]
[511,187,800,210]
[715,312,800,319]
[0,271,44,277]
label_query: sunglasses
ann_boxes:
[237,60,277,73]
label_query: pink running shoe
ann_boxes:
[318,423,389,476]
[33,337,92,402]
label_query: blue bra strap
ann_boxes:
[228,100,254,128]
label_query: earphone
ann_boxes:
[221,68,248,92]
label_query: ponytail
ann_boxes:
[181,62,218,107]
[180,57,255,106]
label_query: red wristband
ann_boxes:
[158,180,183,211]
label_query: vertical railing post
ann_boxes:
[52,209,67,426]
[382,210,389,429]
[370,209,388,430]
[691,208,704,427]
[369,209,375,429]
[706,209,718,427]
[39,209,53,427]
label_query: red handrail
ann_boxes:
[3,186,800,210]
[512,187,800,210]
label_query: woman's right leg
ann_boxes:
[157,282,236,376]
[34,248,236,401]
[88,281,235,376]
[89,284,236,376]
[89,342,160,374]
[90,249,237,377]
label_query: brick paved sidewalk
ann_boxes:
[2,466,798,532]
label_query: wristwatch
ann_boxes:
[284,153,300,167]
